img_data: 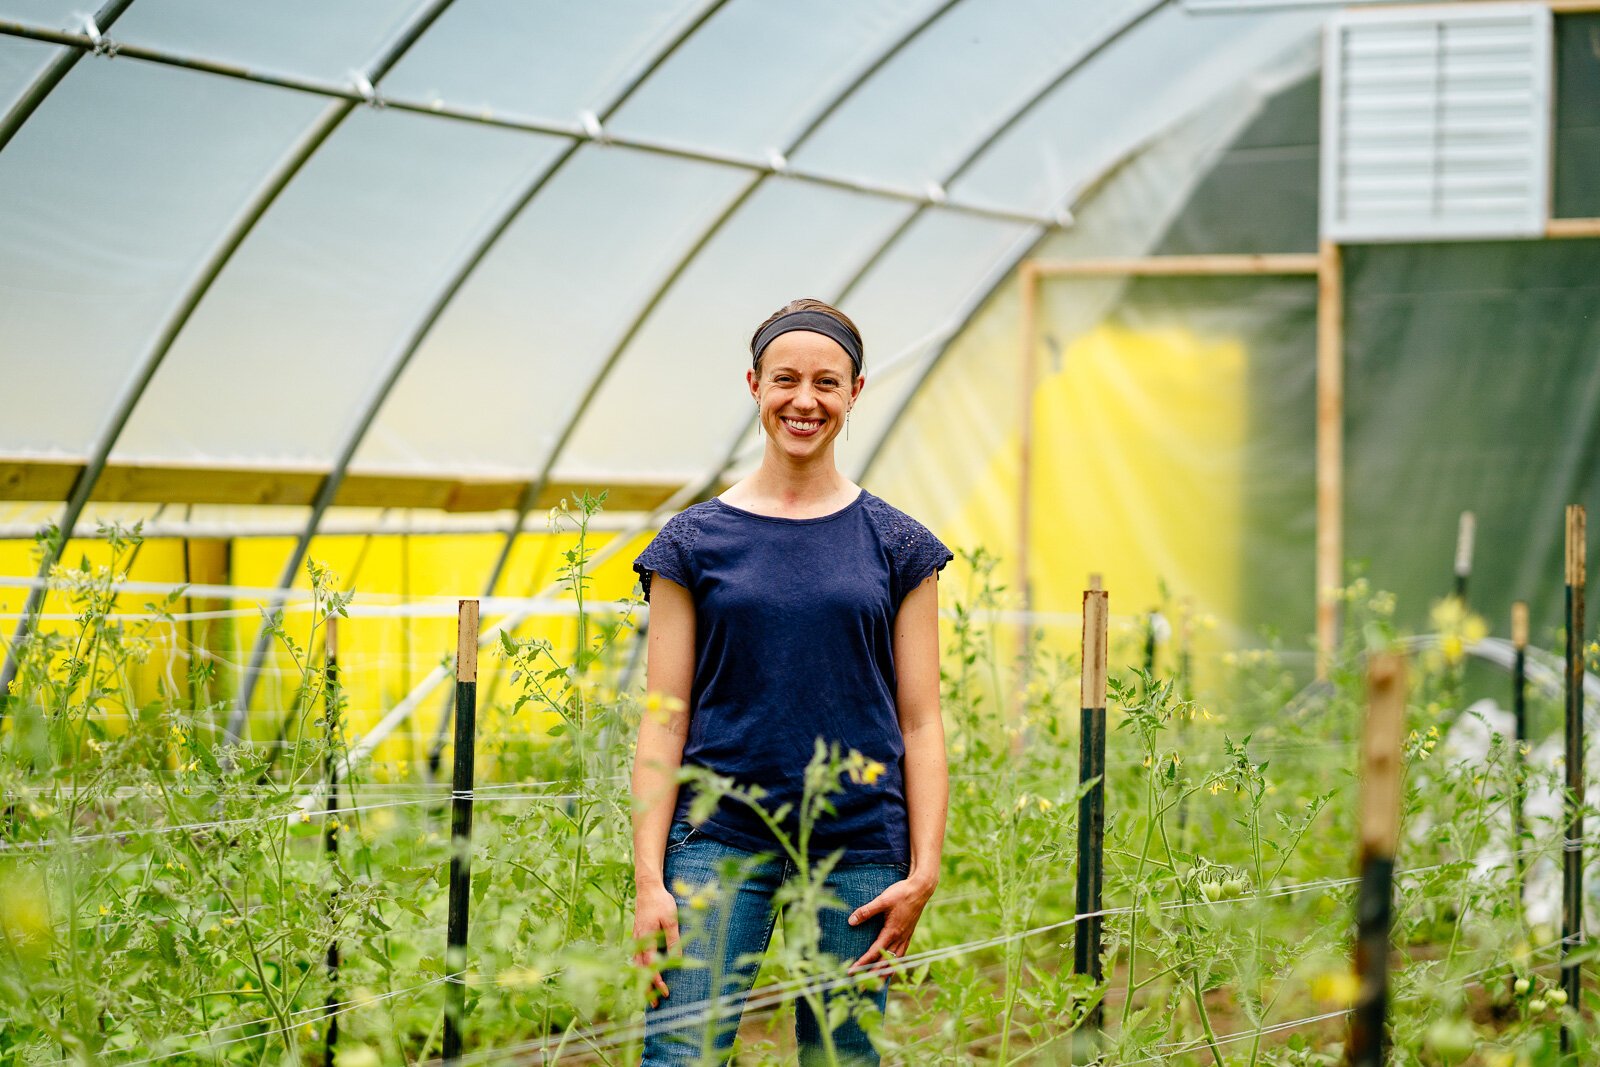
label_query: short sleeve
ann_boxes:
[863,495,955,606]
[632,509,700,602]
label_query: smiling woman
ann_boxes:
[628,298,953,1065]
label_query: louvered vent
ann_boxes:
[1321,3,1552,241]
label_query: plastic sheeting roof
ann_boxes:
[0,0,1323,508]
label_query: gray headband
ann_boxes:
[751,310,863,376]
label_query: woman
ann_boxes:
[629,298,952,1065]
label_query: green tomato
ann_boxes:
[1200,881,1222,902]
[1222,877,1248,898]
[1549,988,1568,1007]
[1528,998,1548,1014]
[1423,1018,1475,1062]
[1513,977,1531,995]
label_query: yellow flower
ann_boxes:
[1311,969,1361,1006]
[300,811,311,824]
[498,965,545,988]
[1036,797,1053,813]
[98,904,109,917]
[861,760,886,786]
[1208,780,1224,796]
[1141,755,1153,769]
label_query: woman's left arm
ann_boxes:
[847,571,947,975]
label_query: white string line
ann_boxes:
[0,792,590,853]
[81,778,609,801]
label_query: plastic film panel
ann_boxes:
[553,180,918,482]
[109,0,424,82]
[1554,12,1600,218]
[606,0,936,160]
[790,0,1151,192]
[0,2,88,31]
[380,0,706,127]
[0,60,327,457]
[951,6,1320,216]
[0,33,57,108]
[116,109,567,465]
[354,146,750,476]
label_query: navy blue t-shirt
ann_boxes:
[632,489,953,865]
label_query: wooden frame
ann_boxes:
[1017,252,1335,674]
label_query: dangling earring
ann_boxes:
[756,400,762,437]
[845,407,851,440]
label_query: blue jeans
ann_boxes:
[640,819,907,1066]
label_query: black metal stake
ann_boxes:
[1074,579,1109,1039]
[1347,653,1406,1067]
[443,600,479,1064]
[1562,507,1586,1059]
[323,616,341,1063]
[1512,602,1529,902]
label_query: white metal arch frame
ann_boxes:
[313,4,1319,793]
[0,0,458,706]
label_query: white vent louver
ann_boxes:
[1321,2,1552,242]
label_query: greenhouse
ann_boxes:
[2,0,1599,1062]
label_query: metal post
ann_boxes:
[323,617,341,1060]
[1562,506,1586,1059]
[1453,511,1476,603]
[1346,652,1407,1067]
[443,600,479,1063]
[1074,576,1109,1034]
[1512,602,1529,901]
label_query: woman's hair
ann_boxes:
[749,298,864,376]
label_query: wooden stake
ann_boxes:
[1562,507,1586,1058]
[1018,263,1039,720]
[1075,585,1110,1034]
[1316,240,1344,679]
[1454,511,1475,603]
[1346,652,1407,1067]
[443,599,480,1063]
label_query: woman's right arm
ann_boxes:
[631,573,695,1002]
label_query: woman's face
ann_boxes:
[748,330,864,459]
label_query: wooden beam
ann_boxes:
[1316,239,1345,679]
[0,459,695,514]
[1028,253,1321,277]
[1548,217,1600,239]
